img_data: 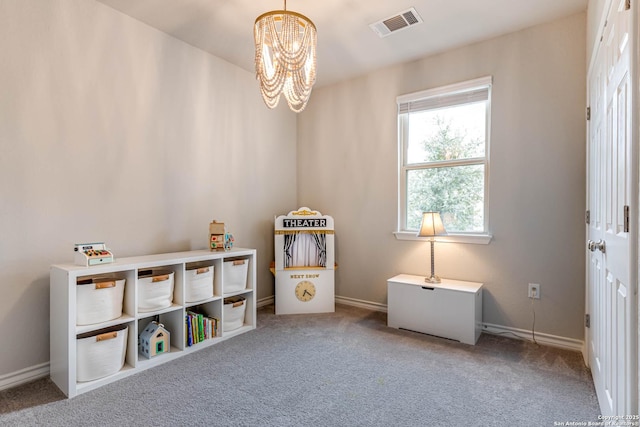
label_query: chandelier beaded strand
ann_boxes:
[254,0,317,112]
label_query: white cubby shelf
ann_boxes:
[50,248,256,398]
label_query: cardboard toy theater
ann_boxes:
[274,207,335,315]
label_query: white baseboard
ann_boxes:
[257,295,274,308]
[482,322,584,352]
[335,295,388,312]
[257,294,389,313]
[0,362,49,392]
[336,295,583,351]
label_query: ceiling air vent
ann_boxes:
[369,7,423,38]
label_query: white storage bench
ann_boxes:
[387,274,483,345]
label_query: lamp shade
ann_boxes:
[417,212,447,237]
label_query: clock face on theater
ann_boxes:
[295,280,316,302]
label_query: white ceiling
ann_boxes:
[96,0,588,87]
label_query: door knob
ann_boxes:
[587,239,606,253]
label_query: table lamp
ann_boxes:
[417,212,447,283]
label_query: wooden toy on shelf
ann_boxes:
[74,242,114,266]
[209,220,234,251]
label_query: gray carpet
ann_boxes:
[0,304,599,426]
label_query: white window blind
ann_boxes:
[398,87,489,114]
[397,75,492,113]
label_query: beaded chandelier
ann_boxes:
[254,1,317,112]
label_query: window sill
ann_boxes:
[393,231,492,245]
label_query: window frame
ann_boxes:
[395,76,493,244]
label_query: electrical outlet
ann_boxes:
[528,283,540,299]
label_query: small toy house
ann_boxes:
[138,321,170,359]
[209,220,226,251]
[209,220,234,251]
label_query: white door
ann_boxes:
[586,0,637,417]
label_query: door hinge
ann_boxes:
[624,205,630,232]
[586,106,591,121]
[586,209,590,225]
[585,314,590,328]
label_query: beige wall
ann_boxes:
[297,13,587,339]
[0,0,296,376]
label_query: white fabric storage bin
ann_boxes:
[223,260,248,294]
[185,266,214,303]
[76,325,128,382]
[76,277,125,326]
[137,269,174,313]
[223,296,246,332]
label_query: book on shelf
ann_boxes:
[198,313,204,343]
[185,311,220,347]
[185,314,192,347]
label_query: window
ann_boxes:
[397,76,491,238]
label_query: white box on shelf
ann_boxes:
[387,274,483,345]
[223,259,248,293]
[138,270,174,313]
[76,276,125,326]
[223,296,246,331]
[185,266,214,303]
[76,325,128,382]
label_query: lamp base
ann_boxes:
[425,275,441,284]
